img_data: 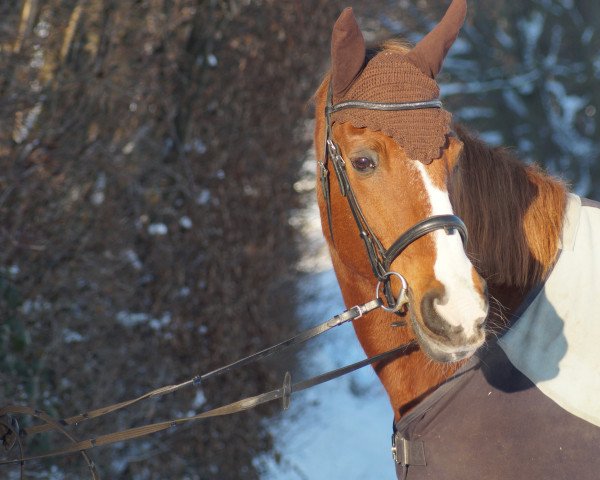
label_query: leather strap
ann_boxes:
[5,299,382,437]
[199,298,382,382]
[0,340,416,467]
[327,99,442,114]
[383,215,467,271]
[0,406,100,478]
[22,299,382,438]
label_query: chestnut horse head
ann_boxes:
[314,0,488,363]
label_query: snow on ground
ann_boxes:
[260,160,396,480]
[261,270,396,480]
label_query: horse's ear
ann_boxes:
[406,0,467,78]
[331,7,366,96]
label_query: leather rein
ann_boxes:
[320,83,468,310]
[0,297,417,478]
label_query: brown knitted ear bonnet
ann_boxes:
[329,0,467,164]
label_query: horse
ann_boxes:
[313,1,600,478]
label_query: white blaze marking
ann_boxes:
[415,162,487,337]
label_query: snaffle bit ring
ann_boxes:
[375,271,409,313]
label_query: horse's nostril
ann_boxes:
[421,289,457,337]
[420,286,488,343]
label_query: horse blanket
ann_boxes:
[393,194,600,479]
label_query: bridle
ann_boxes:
[319,82,468,310]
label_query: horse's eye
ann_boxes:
[350,156,377,172]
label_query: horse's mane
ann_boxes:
[450,125,567,289]
[378,39,412,54]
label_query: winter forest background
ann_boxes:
[1,0,599,479]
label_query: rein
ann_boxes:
[320,83,468,309]
[0,297,416,477]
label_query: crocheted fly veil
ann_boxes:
[330,0,467,163]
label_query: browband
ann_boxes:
[326,99,442,115]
